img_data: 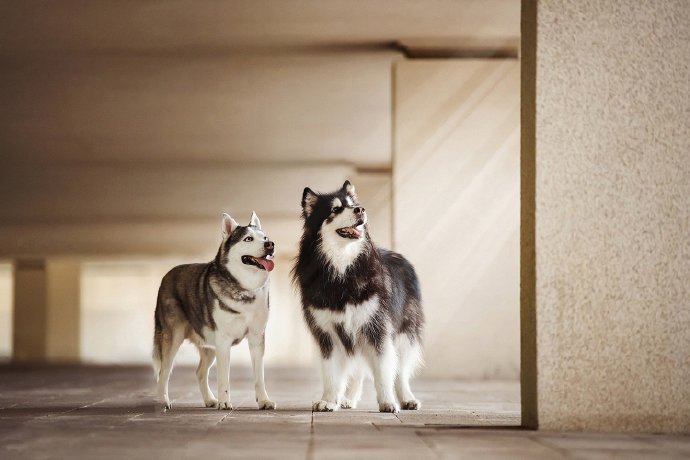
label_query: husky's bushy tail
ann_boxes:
[152,302,163,382]
[152,336,161,382]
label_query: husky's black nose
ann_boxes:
[354,207,365,215]
[264,241,275,251]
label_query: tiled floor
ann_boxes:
[0,366,687,459]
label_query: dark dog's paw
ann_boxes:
[401,399,420,410]
[204,398,218,408]
[378,402,400,413]
[258,400,276,410]
[313,400,338,412]
[340,398,357,409]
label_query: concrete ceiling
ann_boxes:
[0,1,519,257]
[0,1,519,169]
[0,1,519,54]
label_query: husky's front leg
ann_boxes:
[313,348,348,412]
[364,336,399,413]
[248,333,276,410]
[215,336,233,410]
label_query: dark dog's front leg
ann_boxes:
[313,347,348,412]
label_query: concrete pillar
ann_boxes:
[13,259,81,363]
[522,0,690,432]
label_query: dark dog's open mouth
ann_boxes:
[241,255,275,272]
[336,220,365,240]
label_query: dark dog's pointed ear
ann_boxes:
[342,180,357,200]
[302,187,318,218]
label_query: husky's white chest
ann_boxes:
[202,289,269,346]
[309,295,379,335]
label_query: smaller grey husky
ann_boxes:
[153,212,276,411]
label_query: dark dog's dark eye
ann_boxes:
[331,207,342,214]
[244,236,254,242]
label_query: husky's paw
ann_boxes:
[157,394,173,411]
[312,400,338,412]
[378,401,400,413]
[258,400,276,410]
[158,398,173,411]
[204,398,218,408]
[340,398,357,409]
[217,401,233,411]
[400,399,420,410]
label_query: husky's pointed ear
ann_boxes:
[249,210,262,230]
[302,187,318,218]
[342,180,357,200]
[221,213,239,238]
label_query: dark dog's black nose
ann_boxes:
[264,241,274,251]
[354,207,365,215]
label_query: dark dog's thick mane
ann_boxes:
[291,190,386,311]
[293,234,385,309]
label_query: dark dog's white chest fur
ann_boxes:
[308,296,380,344]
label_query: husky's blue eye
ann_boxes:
[244,236,254,242]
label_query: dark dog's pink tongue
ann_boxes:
[257,258,275,272]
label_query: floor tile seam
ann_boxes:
[414,428,443,459]
[215,395,251,425]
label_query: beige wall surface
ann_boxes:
[531,0,690,432]
[0,263,13,360]
[394,59,520,379]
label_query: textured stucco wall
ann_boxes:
[531,0,690,432]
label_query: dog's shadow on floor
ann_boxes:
[0,405,402,418]
[158,405,314,416]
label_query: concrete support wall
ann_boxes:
[394,59,520,379]
[13,259,81,362]
[13,260,48,361]
[523,0,690,432]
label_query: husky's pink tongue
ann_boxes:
[257,258,275,272]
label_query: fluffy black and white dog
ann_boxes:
[292,181,424,413]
